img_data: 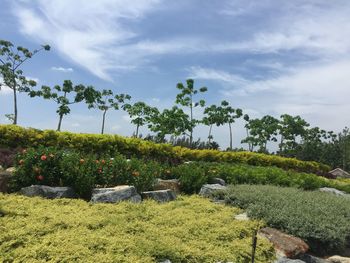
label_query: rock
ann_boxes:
[159,260,172,263]
[20,185,78,199]
[210,177,226,186]
[327,256,350,263]
[0,171,11,193]
[91,185,141,203]
[319,187,347,196]
[153,179,181,193]
[5,167,16,173]
[275,258,306,263]
[199,184,227,197]
[298,254,328,263]
[259,227,309,259]
[141,190,176,202]
[328,168,350,179]
[234,212,249,221]
[0,165,4,171]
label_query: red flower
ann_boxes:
[36,175,44,181]
[41,155,47,161]
[19,159,24,165]
[101,159,106,165]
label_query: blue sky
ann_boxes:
[0,0,349,149]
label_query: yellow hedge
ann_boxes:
[0,124,330,174]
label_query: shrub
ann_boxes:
[0,195,275,262]
[0,148,21,168]
[221,185,350,255]
[0,124,330,174]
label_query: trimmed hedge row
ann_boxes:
[0,124,330,174]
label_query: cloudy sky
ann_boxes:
[0,0,349,149]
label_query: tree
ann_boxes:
[220,101,243,150]
[202,104,221,144]
[175,79,207,146]
[122,101,157,137]
[241,115,279,153]
[29,80,95,131]
[242,114,253,151]
[88,89,131,134]
[0,40,50,124]
[278,114,310,155]
[148,106,192,141]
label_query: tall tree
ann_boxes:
[202,104,220,144]
[29,80,94,131]
[122,101,157,137]
[220,101,243,150]
[88,89,131,134]
[242,114,253,151]
[0,40,50,124]
[175,79,207,146]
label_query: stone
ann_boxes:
[141,189,176,202]
[275,258,306,263]
[327,256,350,263]
[20,185,78,199]
[0,171,11,193]
[234,212,249,221]
[328,168,350,179]
[199,184,227,197]
[153,178,181,193]
[0,165,4,171]
[319,187,346,196]
[159,260,172,263]
[5,167,16,173]
[91,185,141,203]
[298,254,328,263]
[210,177,226,186]
[259,227,309,259]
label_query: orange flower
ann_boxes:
[19,159,24,165]
[101,159,106,165]
[36,175,44,181]
[132,171,140,177]
[41,155,47,161]
[80,159,85,164]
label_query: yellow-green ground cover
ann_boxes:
[0,194,274,263]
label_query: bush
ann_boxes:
[0,148,21,168]
[0,124,330,174]
[221,185,350,255]
[0,194,275,262]
[11,147,162,198]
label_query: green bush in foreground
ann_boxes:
[0,194,275,263]
[0,124,330,174]
[220,185,350,255]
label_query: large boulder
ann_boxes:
[141,190,176,202]
[91,185,141,203]
[153,179,180,194]
[259,227,309,259]
[20,185,78,199]
[327,256,350,263]
[275,258,306,263]
[199,184,227,197]
[210,177,226,186]
[0,171,11,193]
[298,254,328,263]
[319,187,346,197]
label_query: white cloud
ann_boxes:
[51,66,74,73]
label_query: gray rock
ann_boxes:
[210,177,226,186]
[275,258,305,263]
[154,178,180,193]
[234,212,249,221]
[298,254,328,263]
[20,185,78,199]
[141,189,176,202]
[327,256,350,263]
[319,187,346,196]
[159,260,172,263]
[0,171,11,193]
[91,185,141,203]
[199,184,227,197]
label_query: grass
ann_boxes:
[219,185,350,256]
[0,194,274,263]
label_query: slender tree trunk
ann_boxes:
[190,101,193,147]
[135,124,140,138]
[13,86,18,124]
[246,127,252,151]
[57,113,64,131]
[229,122,233,150]
[208,124,213,143]
[101,109,107,134]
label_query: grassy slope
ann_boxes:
[0,194,274,263]
[221,185,350,255]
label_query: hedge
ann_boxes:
[220,185,350,255]
[0,124,330,174]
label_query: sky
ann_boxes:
[0,0,349,150]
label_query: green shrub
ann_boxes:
[221,185,350,255]
[11,147,162,198]
[0,124,330,174]
[0,194,275,262]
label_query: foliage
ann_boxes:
[0,194,274,263]
[221,185,350,255]
[10,147,162,198]
[0,39,50,124]
[0,125,331,174]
